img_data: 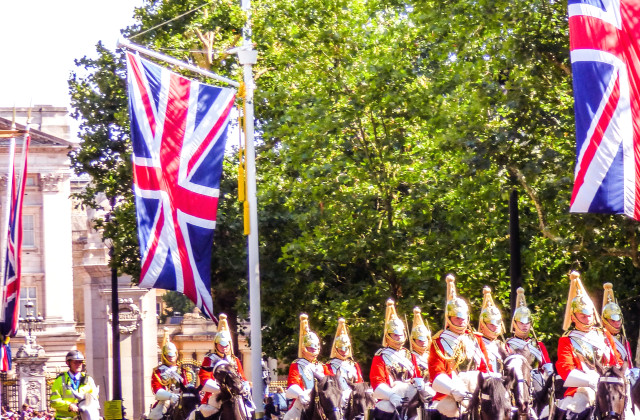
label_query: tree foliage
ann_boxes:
[69,0,640,374]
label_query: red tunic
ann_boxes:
[287,359,332,390]
[198,354,246,404]
[556,329,620,397]
[411,352,429,379]
[369,348,416,390]
[428,330,491,401]
[151,365,186,393]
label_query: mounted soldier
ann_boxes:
[370,299,416,420]
[478,286,507,374]
[326,318,364,405]
[428,274,492,419]
[284,314,332,420]
[555,271,620,420]
[196,314,252,419]
[148,332,185,420]
[602,283,636,371]
[409,307,436,402]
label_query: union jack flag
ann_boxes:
[568,0,640,218]
[126,52,235,320]
[0,133,30,339]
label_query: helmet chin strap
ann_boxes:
[386,335,405,350]
[603,318,620,335]
[479,321,498,340]
[446,318,467,335]
[571,313,594,332]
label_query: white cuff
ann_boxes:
[155,389,173,401]
[286,384,305,400]
[372,383,393,400]
[431,374,454,395]
[564,370,596,388]
[202,379,221,394]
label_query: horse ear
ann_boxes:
[196,383,203,393]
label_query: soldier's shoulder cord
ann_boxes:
[432,330,443,340]
[374,349,385,356]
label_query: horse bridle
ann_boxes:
[313,379,343,420]
[598,376,627,420]
[504,354,533,418]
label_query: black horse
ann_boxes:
[344,381,375,420]
[595,365,627,420]
[213,363,253,420]
[164,383,203,420]
[301,373,345,420]
[468,372,511,420]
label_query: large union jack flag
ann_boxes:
[126,52,235,320]
[568,0,640,218]
[0,133,30,339]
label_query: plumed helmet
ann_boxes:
[410,307,431,354]
[330,318,352,360]
[214,314,234,355]
[511,287,533,338]
[563,271,600,332]
[479,286,503,340]
[383,299,406,349]
[445,274,469,334]
[602,283,623,334]
[161,328,178,365]
[298,314,321,361]
[66,350,85,362]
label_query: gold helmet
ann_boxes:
[511,287,533,337]
[563,271,600,332]
[330,318,352,360]
[383,299,406,350]
[445,274,469,335]
[214,314,234,356]
[410,307,431,354]
[298,314,321,361]
[479,286,503,340]
[161,328,178,366]
[602,283,623,334]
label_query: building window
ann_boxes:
[19,287,37,319]
[23,214,34,247]
[25,176,36,187]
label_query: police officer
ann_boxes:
[50,350,99,420]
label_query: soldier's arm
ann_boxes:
[369,355,388,390]
[556,336,578,380]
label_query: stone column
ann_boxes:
[14,338,47,410]
[40,172,75,328]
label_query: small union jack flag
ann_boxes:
[126,52,235,320]
[568,0,640,218]
[0,133,30,339]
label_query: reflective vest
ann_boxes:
[50,372,98,419]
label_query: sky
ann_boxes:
[0,0,144,109]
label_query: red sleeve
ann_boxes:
[198,358,214,386]
[428,338,451,380]
[538,341,551,365]
[369,355,389,390]
[626,340,634,369]
[287,362,304,389]
[234,357,247,381]
[354,362,364,383]
[604,330,621,367]
[411,353,420,378]
[556,336,580,380]
[323,364,333,376]
[151,368,165,393]
[325,362,336,375]
[475,334,492,373]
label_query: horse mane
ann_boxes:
[486,376,510,415]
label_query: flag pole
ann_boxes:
[235,0,262,413]
[117,38,240,88]
[0,113,18,323]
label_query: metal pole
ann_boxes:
[117,38,240,88]
[236,0,262,414]
[109,197,122,407]
[509,189,523,314]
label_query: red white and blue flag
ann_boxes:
[0,133,30,339]
[126,52,235,320]
[568,0,640,218]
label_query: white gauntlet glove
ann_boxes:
[170,393,180,404]
[373,383,403,407]
[155,389,174,401]
[450,389,466,402]
[298,390,311,405]
[413,378,425,391]
[564,369,599,390]
[432,374,466,402]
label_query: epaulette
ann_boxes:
[561,329,572,337]
[432,330,444,340]
[374,348,385,356]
